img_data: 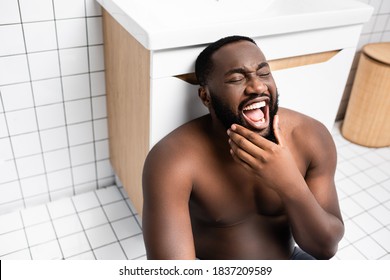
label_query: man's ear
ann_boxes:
[198,86,211,108]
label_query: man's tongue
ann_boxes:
[244,108,264,122]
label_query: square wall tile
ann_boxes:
[0,161,18,184]
[1,249,31,260]
[56,18,87,49]
[86,0,102,16]
[59,47,89,76]
[11,132,41,158]
[97,159,113,179]
[20,175,48,198]
[88,45,105,71]
[23,21,57,53]
[40,126,68,152]
[53,0,85,19]
[0,180,21,205]
[93,118,108,140]
[47,169,73,191]
[90,71,105,96]
[6,108,37,135]
[32,78,63,106]
[68,121,93,146]
[0,114,8,138]
[36,103,65,130]
[0,55,30,86]
[28,51,60,81]
[44,148,70,172]
[92,96,107,119]
[87,17,103,45]
[1,82,34,112]
[0,24,25,56]
[16,154,45,178]
[72,163,96,185]
[19,0,54,22]
[0,0,21,24]
[0,138,13,161]
[70,143,95,166]
[95,140,109,160]
[65,99,92,124]
[62,74,90,101]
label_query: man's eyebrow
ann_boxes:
[224,62,270,76]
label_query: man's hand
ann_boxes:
[227,115,303,193]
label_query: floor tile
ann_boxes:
[0,211,23,235]
[30,240,62,260]
[21,204,50,227]
[78,207,108,229]
[59,232,91,258]
[94,242,127,260]
[103,200,132,222]
[85,224,117,249]
[368,205,390,226]
[67,251,95,260]
[120,234,146,260]
[352,212,383,235]
[47,197,76,219]
[353,236,387,260]
[371,227,390,252]
[335,244,366,260]
[0,229,28,256]
[0,249,31,260]
[52,214,83,238]
[343,219,367,243]
[72,191,100,212]
[111,217,142,240]
[25,222,56,246]
[95,185,122,205]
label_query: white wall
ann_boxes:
[0,0,114,214]
[337,0,390,120]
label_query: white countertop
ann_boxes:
[96,0,373,50]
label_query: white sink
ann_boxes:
[97,0,373,50]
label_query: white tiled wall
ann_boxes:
[0,0,114,214]
[336,0,390,120]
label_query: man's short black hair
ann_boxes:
[195,35,257,86]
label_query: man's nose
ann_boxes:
[245,75,268,95]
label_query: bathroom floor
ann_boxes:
[0,122,389,260]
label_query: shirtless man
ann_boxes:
[142,35,344,260]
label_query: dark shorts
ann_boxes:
[290,246,316,260]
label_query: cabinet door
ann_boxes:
[150,77,208,148]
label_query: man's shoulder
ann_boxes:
[279,108,328,135]
[147,115,210,162]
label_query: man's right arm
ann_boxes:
[142,144,196,259]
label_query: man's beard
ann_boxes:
[210,90,279,143]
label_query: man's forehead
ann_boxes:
[212,41,266,69]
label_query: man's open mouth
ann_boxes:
[242,99,270,130]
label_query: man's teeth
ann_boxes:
[243,101,266,111]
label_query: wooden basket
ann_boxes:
[342,43,390,147]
